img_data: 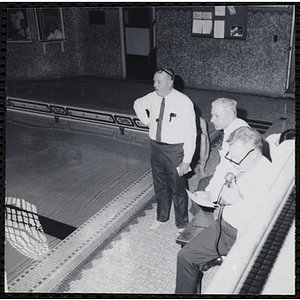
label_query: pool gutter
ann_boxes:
[7,169,154,292]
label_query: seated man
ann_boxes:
[265,129,295,165]
[190,98,249,221]
[175,127,274,294]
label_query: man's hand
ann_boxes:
[219,180,242,205]
[193,191,212,202]
[177,162,191,177]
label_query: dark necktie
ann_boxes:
[219,132,225,150]
[156,97,165,142]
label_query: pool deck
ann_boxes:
[5,76,296,294]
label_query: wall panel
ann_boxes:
[156,6,293,96]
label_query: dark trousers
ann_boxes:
[151,140,189,229]
[175,219,237,294]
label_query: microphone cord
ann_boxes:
[215,184,226,262]
[214,173,235,262]
[215,205,225,262]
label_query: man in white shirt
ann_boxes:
[190,98,249,223]
[175,126,274,294]
[134,68,197,232]
[265,129,295,166]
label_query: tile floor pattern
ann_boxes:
[51,126,295,294]
[53,173,213,294]
[51,129,236,294]
[54,200,181,293]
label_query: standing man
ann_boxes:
[190,98,249,219]
[134,68,197,232]
[175,127,274,294]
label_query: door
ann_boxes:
[123,7,156,81]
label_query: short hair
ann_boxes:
[279,129,295,144]
[227,126,263,150]
[211,98,237,115]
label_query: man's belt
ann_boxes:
[153,140,170,146]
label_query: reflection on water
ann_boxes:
[5,197,49,259]
[5,111,151,282]
[25,141,83,175]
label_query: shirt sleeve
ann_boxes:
[133,94,151,127]
[205,159,239,202]
[222,157,273,235]
[181,100,197,163]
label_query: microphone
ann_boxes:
[217,172,235,205]
[224,172,235,187]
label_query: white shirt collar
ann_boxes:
[223,118,239,140]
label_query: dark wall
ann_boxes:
[7,7,123,79]
[78,8,122,77]
[7,6,293,97]
[156,6,293,96]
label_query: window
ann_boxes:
[35,8,65,42]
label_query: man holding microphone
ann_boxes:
[175,126,274,294]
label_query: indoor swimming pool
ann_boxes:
[5,77,295,294]
[5,110,152,285]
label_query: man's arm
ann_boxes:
[205,161,234,202]
[133,96,151,127]
[179,100,197,175]
[199,117,210,176]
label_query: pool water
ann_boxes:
[5,111,151,282]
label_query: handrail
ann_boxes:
[204,148,295,294]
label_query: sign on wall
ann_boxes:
[191,6,247,39]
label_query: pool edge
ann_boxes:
[7,169,154,293]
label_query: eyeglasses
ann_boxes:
[156,68,174,80]
[225,149,254,165]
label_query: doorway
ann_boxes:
[122,7,156,81]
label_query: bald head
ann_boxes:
[153,68,174,97]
